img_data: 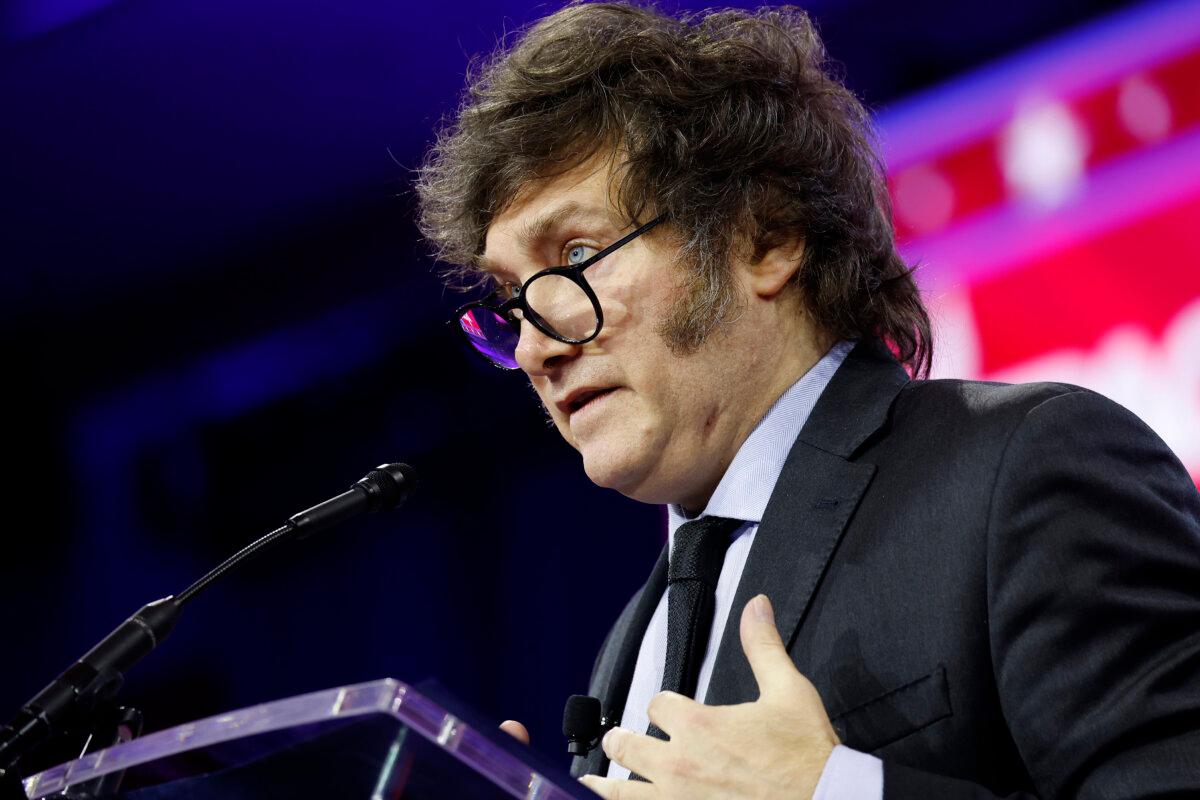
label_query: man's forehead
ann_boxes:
[478,198,619,273]
[481,154,622,242]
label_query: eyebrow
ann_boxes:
[476,202,614,275]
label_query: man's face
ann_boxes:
[481,159,776,510]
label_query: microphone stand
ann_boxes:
[60,706,143,799]
[0,463,415,799]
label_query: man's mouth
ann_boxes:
[565,387,618,415]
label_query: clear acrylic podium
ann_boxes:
[22,679,594,799]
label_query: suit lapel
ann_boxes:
[576,545,668,777]
[703,448,875,705]
[704,339,909,706]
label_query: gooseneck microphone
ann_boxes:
[0,463,417,794]
[176,463,416,604]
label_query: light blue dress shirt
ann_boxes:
[607,339,884,798]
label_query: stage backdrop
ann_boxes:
[884,0,1200,482]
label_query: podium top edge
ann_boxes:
[23,678,586,800]
[23,679,412,796]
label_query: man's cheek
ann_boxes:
[528,382,563,430]
[555,412,578,447]
[600,285,635,329]
[540,399,578,446]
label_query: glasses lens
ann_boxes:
[458,307,519,369]
[524,273,599,342]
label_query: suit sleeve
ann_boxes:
[888,388,1200,798]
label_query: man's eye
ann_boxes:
[566,244,599,265]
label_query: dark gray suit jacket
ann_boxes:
[571,339,1200,798]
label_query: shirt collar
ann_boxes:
[667,340,854,540]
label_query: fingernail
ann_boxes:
[601,727,621,755]
[753,594,772,621]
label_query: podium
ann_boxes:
[21,679,594,799]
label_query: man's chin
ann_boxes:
[579,448,646,496]
[579,448,679,505]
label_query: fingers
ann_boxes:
[499,719,530,745]
[601,727,671,780]
[645,691,695,738]
[579,774,656,799]
[739,594,801,699]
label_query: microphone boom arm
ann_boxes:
[0,462,416,795]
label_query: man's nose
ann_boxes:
[515,321,579,375]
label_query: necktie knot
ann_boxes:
[668,515,741,586]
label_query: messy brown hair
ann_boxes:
[417,2,932,375]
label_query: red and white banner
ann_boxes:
[881,0,1200,481]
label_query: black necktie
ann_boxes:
[646,515,742,741]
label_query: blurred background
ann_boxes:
[2,0,1197,778]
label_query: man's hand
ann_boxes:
[580,594,838,800]
[500,719,531,745]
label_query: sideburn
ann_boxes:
[654,253,745,355]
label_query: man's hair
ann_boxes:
[417,2,932,375]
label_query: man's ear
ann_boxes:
[746,236,805,300]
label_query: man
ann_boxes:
[416,3,1200,797]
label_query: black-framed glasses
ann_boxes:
[453,214,665,369]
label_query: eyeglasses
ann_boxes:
[453,214,665,369]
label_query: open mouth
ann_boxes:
[569,387,617,414]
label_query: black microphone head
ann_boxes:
[356,463,417,512]
[563,694,602,752]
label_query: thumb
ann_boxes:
[739,594,799,699]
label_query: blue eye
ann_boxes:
[566,244,598,265]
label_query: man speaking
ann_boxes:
[416,3,1200,797]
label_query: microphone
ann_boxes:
[563,695,605,757]
[175,463,417,605]
[0,462,417,788]
[289,463,416,536]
